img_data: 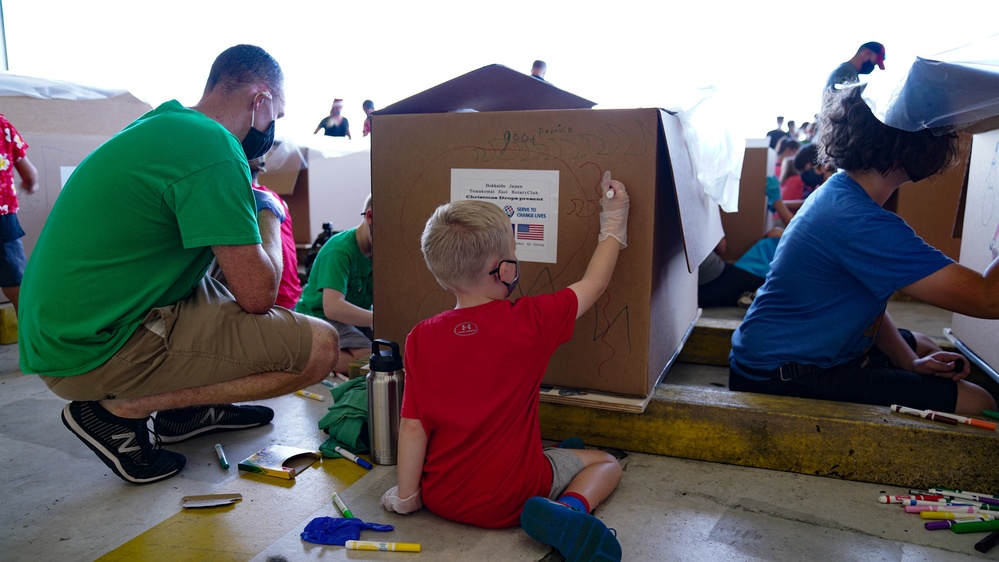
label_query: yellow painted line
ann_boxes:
[98,457,370,561]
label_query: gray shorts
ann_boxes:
[330,320,373,350]
[544,447,586,500]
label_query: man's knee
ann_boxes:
[304,318,339,381]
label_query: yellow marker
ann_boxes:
[294,389,325,401]
[344,540,421,553]
[921,511,994,520]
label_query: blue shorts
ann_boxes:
[729,329,959,412]
[0,237,26,287]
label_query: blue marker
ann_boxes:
[334,445,373,469]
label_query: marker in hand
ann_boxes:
[602,171,614,199]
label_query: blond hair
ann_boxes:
[421,200,511,291]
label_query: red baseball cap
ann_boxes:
[860,41,886,70]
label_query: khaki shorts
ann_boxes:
[42,276,313,401]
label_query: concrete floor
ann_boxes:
[2,301,994,561]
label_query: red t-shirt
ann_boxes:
[252,183,302,308]
[781,174,804,202]
[401,288,578,528]
[0,114,29,216]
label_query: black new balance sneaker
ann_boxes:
[154,404,274,444]
[62,401,186,485]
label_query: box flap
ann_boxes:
[376,64,595,115]
[659,109,724,272]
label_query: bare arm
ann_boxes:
[322,289,373,327]
[568,238,622,319]
[568,173,628,319]
[211,211,283,314]
[873,312,918,369]
[14,156,38,193]
[876,311,969,380]
[396,417,427,498]
[773,199,795,225]
[901,259,999,319]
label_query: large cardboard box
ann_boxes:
[258,143,371,246]
[949,127,999,376]
[370,66,720,397]
[718,140,769,262]
[1,81,152,262]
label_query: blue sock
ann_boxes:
[557,492,588,513]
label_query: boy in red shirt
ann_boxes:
[381,172,630,561]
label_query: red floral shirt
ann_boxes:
[0,114,29,216]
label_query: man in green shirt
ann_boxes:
[18,45,339,485]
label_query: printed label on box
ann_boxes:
[451,168,559,263]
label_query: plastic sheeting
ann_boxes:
[661,87,743,213]
[0,72,131,100]
[882,34,999,134]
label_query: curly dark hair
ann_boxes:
[817,86,958,181]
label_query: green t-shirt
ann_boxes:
[19,100,260,377]
[295,228,373,319]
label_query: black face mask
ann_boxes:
[858,61,876,75]
[242,94,275,160]
[801,169,824,188]
[242,120,274,161]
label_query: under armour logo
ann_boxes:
[454,322,478,336]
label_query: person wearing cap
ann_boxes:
[314,99,351,139]
[826,41,886,89]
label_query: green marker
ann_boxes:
[332,491,354,518]
[983,410,999,421]
[951,519,999,534]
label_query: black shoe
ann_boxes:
[62,401,186,485]
[154,404,274,443]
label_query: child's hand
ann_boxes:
[598,171,629,248]
[381,485,423,514]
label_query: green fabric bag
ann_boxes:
[318,377,369,458]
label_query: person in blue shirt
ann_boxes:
[730,85,998,416]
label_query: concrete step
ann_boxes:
[678,316,999,393]
[539,378,999,492]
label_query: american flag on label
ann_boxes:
[516,223,544,241]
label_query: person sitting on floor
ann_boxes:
[295,195,374,375]
[729,84,999,416]
[381,172,630,561]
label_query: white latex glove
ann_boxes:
[598,171,630,248]
[381,485,423,514]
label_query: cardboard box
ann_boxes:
[718,140,769,262]
[1,79,152,261]
[258,143,371,246]
[370,65,720,397]
[949,127,999,376]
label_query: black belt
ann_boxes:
[736,359,861,383]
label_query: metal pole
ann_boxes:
[0,1,8,71]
